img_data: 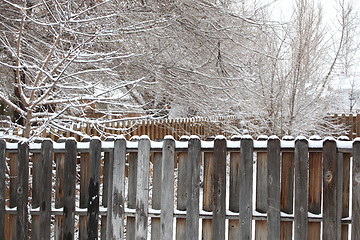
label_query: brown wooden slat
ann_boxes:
[228,136,240,240]
[202,150,214,240]
[151,152,162,240]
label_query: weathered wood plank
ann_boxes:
[352,139,360,239]
[106,137,126,240]
[0,139,5,240]
[185,136,201,240]
[40,139,53,240]
[239,136,253,240]
[160,136,175,240]
[294,138,308,240]
[228,136,241,240]
[16,141,29,240]
[323,138,341,240]
[63,138,77,240]
[151,152,162,240]
[135,136,150,240]
[212,137,227,240]
[267,137,281,240]
[88,138,102,240]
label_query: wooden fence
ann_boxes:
[2,114,360,141]
[1,134,360,239]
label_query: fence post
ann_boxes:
[185,136,201,239]
[63,138,77,239]
[294,137,309,240]
[88,137,102,240]
[40,139,53,240]
[323,137,341,240]
[212,136,227,240]
[352,138,360,239]
[16,141,29,240]
[106,136,126,239]
[267,136,281,240]
[135,136,150,239]
[0,139,5,240]
[239,135,254,240]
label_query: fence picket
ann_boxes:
[40,139,53,240]
[55,138,66,240]
[323,138,341,240]
[239,136,254,239]
[8,150,17,240]
[106,137,126,239]
[160,136,175,240]
[16,142,29,240]
[294,138,309,240]
[0,139,5,240]
[352,139,360,239]
[88,138,102,240]
[63,138,77,239]
[212,137,227,240]
[135,136,150,239]
[185,136,201,239]
[267,136,281,239]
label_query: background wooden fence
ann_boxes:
[0,135,360,239]
[1,114,360,141]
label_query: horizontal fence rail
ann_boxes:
[0,135,360,239]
